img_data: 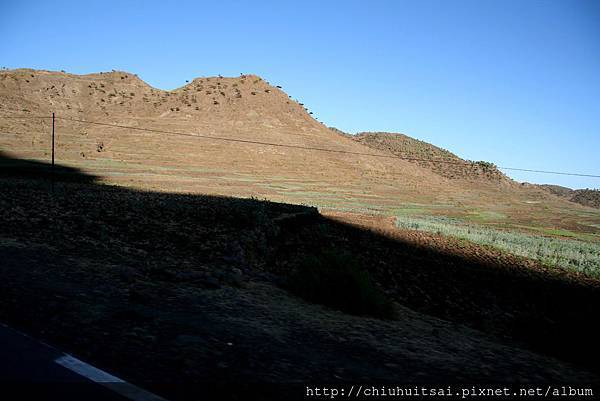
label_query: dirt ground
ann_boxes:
[0,172,598,400]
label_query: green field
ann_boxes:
[395,215,600,278]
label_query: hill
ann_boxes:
[539,184,574,198]
[1,68,599,236]
[539,185,600,209]
[0,68,449,197]
[571,189,600,209]
[352,131,509,182]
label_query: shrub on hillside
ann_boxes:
[474,160,496,172]
[288,250,396,319]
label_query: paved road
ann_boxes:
[0,323,165,401]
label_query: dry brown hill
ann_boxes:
[539,184,600,209]
[539,184,575,198]
[353,131,509,182]
[571,190,600,209]
[0,68,449,197]
[1,68,599,235]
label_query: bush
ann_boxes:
[288,250,396,319]
[474,160,496,172]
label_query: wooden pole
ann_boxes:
[51,112,55,193]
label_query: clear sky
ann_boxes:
[1,0,599,188]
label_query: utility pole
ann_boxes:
[51,112,55,193]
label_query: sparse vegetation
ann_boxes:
[540,185,600,209]
[571,189,600,209]
[395,215,600,277]
[474,160,496,172]
[355,132,507,181]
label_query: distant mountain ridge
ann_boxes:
[539,185,600,209]
[350,131,510,183]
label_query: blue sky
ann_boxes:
[1,0,599,188]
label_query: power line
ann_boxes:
[496,167,600,178]
[1,114,599,178]
[0,117,454,162]
[56,116,600,178]
[57,116,479,165]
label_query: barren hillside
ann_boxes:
[0,69,451,197]
[1,68,599,235]
[571,190,600,209]
[539,185,600,209]
[353,131,509,183]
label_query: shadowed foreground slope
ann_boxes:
[0,155,599,400]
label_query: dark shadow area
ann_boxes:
[0,151,99,183]
[1,153,599,400]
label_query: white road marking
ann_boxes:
[55,355,124,383]
[55,355,168,401]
